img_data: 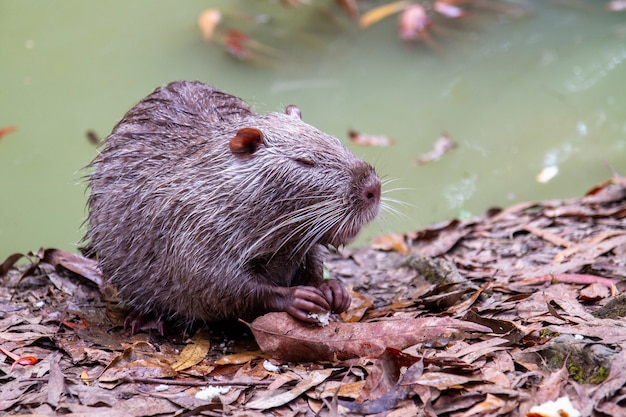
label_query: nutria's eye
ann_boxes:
[294,157,316,167]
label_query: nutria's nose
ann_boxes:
[363,173,382,206]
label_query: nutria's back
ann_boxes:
[85,81,381,328]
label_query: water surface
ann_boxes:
[1,0,625,258]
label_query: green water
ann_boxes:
[1,1,625,259]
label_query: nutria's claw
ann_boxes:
[124,311,166,336]
[284,286,332,323]
[319,279,351,314]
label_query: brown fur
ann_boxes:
[84,81,381,324]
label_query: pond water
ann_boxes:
[1,0,625,259]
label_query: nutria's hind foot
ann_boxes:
[124,310,166,336]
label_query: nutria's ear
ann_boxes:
[229,128,265,160]
[285,105,302,120]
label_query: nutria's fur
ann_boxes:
[85,81,381,331]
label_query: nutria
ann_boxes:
[84,81,381,333]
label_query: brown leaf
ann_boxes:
[47,352,65,407]
[359,0,409,28]
[215,351,264,365]
[0,125,17,140]
[416,133,456,165]
[172,330,211,371]
[247,312,490,361]
[553,230,626,264]
[0,253,26,276]
[371,233,409,254]
[336,0,359,19]
[579,283,609,302]
[606,0,626,11]
[42,249,102,286]
[459,393,506,416]
[344,348,425,414]
[246,368,334,409]
[463,309,524,346]
[99,342,177,384]
[197,8,221,41]
[340,290,374,323]
[348,129,394,147]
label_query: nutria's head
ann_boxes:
[227,105,381,259]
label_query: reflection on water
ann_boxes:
[0,1,625,257]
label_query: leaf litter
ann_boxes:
[1,175,625,416]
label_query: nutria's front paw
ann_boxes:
[319,279,351,313]
[281,286,332,323]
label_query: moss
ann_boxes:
[568,362,585,383]
[588,366,610,385]
[539,329,559,338]
[539,335,615,385]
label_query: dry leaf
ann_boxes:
[336,0,359,19]
[197,8,221,41]
[398,4,430,41]
[247,312,490,361]
[360,1,410,28]
[416,132,456,165]
[215,351,265,365]
[0,125,17,140]
[246,368,334,409]
[172,330,211,371]
[348,129,394,147]
[606,0,626,11]
[371,233,409,254]
[340,290,374,323]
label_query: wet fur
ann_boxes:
[85,81,379,323]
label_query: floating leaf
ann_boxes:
[360,0,409,28]
[0,125,16,140]
[348,129,394,146]
[416,132,456,165]
[197,8,222,41]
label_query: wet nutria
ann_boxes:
[84,81,381,333]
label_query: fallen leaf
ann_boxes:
[537,165,559,183]
[398,4,431,42]
[214,351,264,365]
[360,1,410,28]
[416,132,456,165]
[336,0,359,19]
[99,342,177,384]
[0,125,16,140]
[43,249,102,286]
[172,330,211,371]
[434,1,467,18]
[553,231,626,264]
[197,8,221,41]
[606,0,626,11]
[247,312,490,361]
[85,130,100,146]
[0,253,26,275]
[348,129,394,147]
[246,368,334,409]
[371,233,409,254]
[460,393,506,417]
[579,283,609,302]
[47,352,65,407]
[340,290,374,323]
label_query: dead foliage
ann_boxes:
[1,175,625,416]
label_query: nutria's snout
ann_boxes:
[356,164,382,219]
[363,171,382,207]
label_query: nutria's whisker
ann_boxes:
[85,81,382,331]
